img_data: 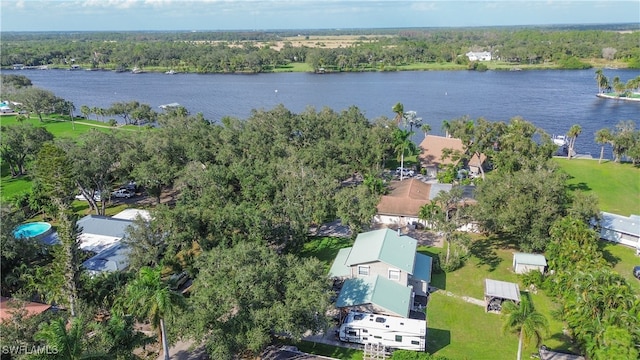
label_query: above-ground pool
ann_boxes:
[13,222,53,240]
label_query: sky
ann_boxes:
[0,0,638,32]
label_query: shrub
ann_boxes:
[108,119,117,127]
[520,269,545,288]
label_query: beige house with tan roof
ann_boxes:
[418,135,486,177]
[374,179,454,227]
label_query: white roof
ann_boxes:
[82,243,130,274]
[112,208,151,221]
[600,212,640,236]
[514,253,547,266]
[342,311,426,336]
[78,233,120,253]
[485,279,520,302]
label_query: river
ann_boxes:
[5,68,640,157]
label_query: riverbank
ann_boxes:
[7,58,631,74]
[596,92,640,102]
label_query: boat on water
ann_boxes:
[131,67,145,74]
[165,69,177,75]
[553,135,567,147]
[159,102,181,110]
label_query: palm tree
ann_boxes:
[594,128,612,163]
[120,266,185,360]
[420,123,432,138]
[502,296,549,360]
[392,102,404,125]
[418,201,441,230]
[34,317,108,360]
[594,69,609,93]
[442,120,451,138]
[392,128,417,181]
[566,124,582,159]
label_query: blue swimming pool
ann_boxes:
[13,222,53,239]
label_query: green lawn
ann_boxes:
[301,235,578,359]
[0,114,135,201]
[554,158,640,216]
[0,115,117,139]
[599,240,640,292]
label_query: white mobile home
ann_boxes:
[338,311,426,351]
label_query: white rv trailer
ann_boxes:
[338,311,426,351]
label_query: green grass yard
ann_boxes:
[301,235,577,359]
[0,115,136,201]
[554,158,640,216]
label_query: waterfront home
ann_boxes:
[418,135,486,178]
[466,51,492,61]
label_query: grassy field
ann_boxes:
[554,158,640,216]
[0,115,136,201]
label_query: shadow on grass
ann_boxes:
[427,328,451,354]
[431,272,446,291]
[301,236,353,264]
[597,241,621,267]
[567,182,591,191]
[469,237,502,272]
[419,248,446,290]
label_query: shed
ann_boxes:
[484,279,520,313]
[513,253,547,274]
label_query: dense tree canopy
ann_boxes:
[178,243,332,360]
[2,26,638,72]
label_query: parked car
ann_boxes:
[633,265,640,280]
[395,167,415,177]
[75,191,103,202]
[112,189,134,198]
[125,181,137,191]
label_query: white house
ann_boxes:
[466,51,492,61]
[513,253,547,274]
[78,209,150,274]
[599,212,640,251]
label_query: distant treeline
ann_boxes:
[2,25,639,73]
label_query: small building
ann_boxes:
[466,51,492,61]
[513,253,547,274]
[485,279,520,313]
[599,212,640,250]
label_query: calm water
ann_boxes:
[6,68,640,157]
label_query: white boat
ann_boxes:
[553,135,567,147]
[165,69,177,75]
[131,67,144,74]
[159,102,180,110]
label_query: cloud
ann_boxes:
[79,0,138,9]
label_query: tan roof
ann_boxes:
[377,179,433,217]
[0,297,51,323]
[418,135,485,168]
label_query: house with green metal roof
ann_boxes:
[329,228,432,319]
